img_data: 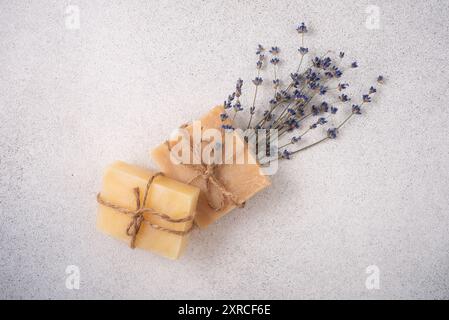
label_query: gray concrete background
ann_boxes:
[1,0,449,299]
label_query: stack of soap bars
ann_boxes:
[97,106,270,259]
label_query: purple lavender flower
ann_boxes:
[294,92,308,102]
[333,66,343,78]
[338,83,349,91]
[269,46,280,54]
[320,102,329,113]
[286,118,300,131]
[318,117,327,125]
[235,78,243,97]
[290,72,301,82]
[249,106,255,115]
[312,57,322,68]
[339,94,350,102]
[252,77,263,86]
[327,128,338,139]
[321,57,332,69]
[296,22,308,34]
[288,108,296,115]
[280,90,291,100]
[282,149,292,159]
[233,101,243,111]
[298,47,309,55]
[270,57,280,65]
[319,86,328,95]
[224,100,232,109]
[263,110,273,121]
[362,94,371,103]
[310,117,327,129]
[308,81,319,90]
[221,124,234,130]
[352,104,361,114]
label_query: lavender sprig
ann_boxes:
[270,46,280,97]
[246,46,265,128]
[255,23,310,130]
[281,81,381,159]
[222,23,383,163]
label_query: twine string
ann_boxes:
[97,172,194,249]
[166,134,245,211]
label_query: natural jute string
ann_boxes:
[165,138,245,211]
[97,172,194,249]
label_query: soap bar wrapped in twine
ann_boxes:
[97,172,194,249]
[165,132,245,211]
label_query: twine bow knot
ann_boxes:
[166,140,245,211]
[124,186,149,248]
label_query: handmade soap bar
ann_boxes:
[151,106,270,228]
[97,161,200,259]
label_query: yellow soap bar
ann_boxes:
[151,105,270,228]
[97,161,200,259]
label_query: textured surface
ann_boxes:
[1,0,449,299]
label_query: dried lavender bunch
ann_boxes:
[221,23,384,163]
